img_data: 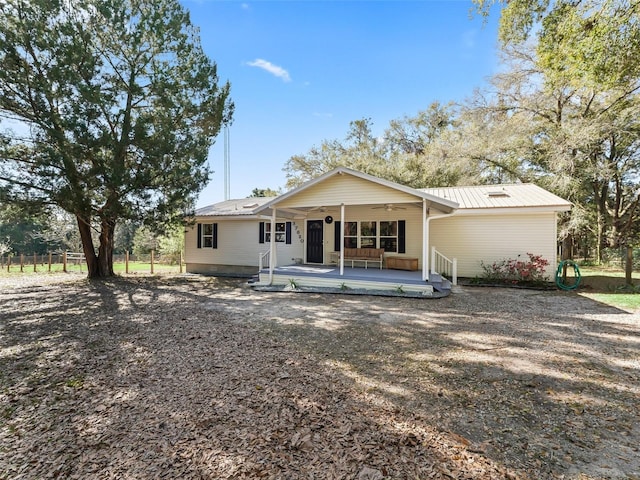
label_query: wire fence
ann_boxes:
[0,251,184,274]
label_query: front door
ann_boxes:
[306,220,324,263]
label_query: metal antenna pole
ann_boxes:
[224,126,230,200]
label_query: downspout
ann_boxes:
[268,208,276,285]
[339,203,345,276]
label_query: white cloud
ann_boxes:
[247,59,291,82]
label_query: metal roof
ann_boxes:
[420,184,572,210]
[194,181,571,218]
[194,197,274,216]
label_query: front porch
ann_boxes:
[253,264,452,296]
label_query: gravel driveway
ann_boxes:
[1,273,639,479]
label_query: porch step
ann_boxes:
[247,274,260,285]
[428,273,452,293]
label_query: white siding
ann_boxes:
[185,219,304,267]
[277,174,420,208]
[430,212,558,279]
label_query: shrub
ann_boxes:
[480,253,550,286]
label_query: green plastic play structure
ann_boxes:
[555,260,581,291]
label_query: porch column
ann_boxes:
[269,208,277,282]
[422,199,428,281]
[339,203,345,276]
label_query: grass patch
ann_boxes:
[580,293,640,311]
[577,266,640,310]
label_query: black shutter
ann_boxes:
[285,222,292,244]
[212,223,218,249]
[334,221,341,251]
[259,222,265,244]
[197,223,202,249]
[398,220,406,253]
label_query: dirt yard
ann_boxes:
[1,273,639,479]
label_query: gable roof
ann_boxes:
[420,184,572,211]
[194,196,274,216]
[257,166,459,213]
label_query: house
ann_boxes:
[185,167,571,294]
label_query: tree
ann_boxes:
[0,0,233,278]
[283,105,471,190]
[473,0,640,90]
[250,188,281,198]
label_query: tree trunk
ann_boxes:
[77,215,99,278]
[97,218,115,277]
[76,215,116,278]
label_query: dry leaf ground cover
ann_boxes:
[0,273,639,479]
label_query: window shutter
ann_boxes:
[197,223,202,249]
[285,222,292,244]
[334,221,341,251]
[259,222,265,244]
[398,220,406,253]
[212,223,218,249]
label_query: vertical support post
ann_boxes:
[268,209,276,284]
[150,249,154,274]
[33,253,37,272]
[48,252,52,272]
[7,255,10,273]
[125,250,130,274]
[20,254,24,272]
[339,203,345,276]
[63,251,67,272]
[422,199,428,281]
[179,250,183,273]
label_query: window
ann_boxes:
[360,221,376,248]
[337,220,401,252]
[344,221,358,248]
[379,221,397,252]
[259,222,292,244]
[265,222,286,242]
[197,223,217,249]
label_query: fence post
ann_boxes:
[20,254,24,273]
[63,251,67,272]
[125,250,129,274]
[150,249,154,274]
[48,252,52,272]
[7,255,10,273]
[179,250,183,273]
[33,253,37,272]
[626,245,633,286]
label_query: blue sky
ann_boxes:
[182,0,502,207]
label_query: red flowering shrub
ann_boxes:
[480,253,550,285]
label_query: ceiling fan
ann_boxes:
[309,205,338,213]
[372,203,406,211]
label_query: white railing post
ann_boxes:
[430,246,436,274]
[452,258,458,286]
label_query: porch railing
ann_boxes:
[431,246,457,285]
[258,250,270,271]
